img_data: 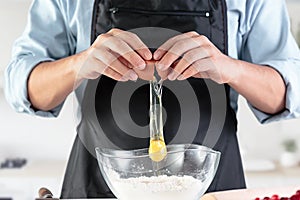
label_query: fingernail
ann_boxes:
[129,71,138,81]
[156,63,166,71]
[137,63,146,70]
[168,71,178,81]
[154,52,161,60]
[145,51,152,60]
[177,75,185,81]
[120,77,128,82]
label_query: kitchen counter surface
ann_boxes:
[2,160,299,200]
[245,163,300,188]
[0,160,67,178]
[0,160,66,200]
[58,186,300,200]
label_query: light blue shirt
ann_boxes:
[4,0,300,124]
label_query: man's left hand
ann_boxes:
[153,31,239,84]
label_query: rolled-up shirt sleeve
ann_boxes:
[4,0,75,117]
[240,0,300,123]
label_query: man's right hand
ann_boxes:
[27,29,153,111]
[76,28,152,82]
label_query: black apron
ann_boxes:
[61,0,246,198]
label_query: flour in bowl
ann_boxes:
[108,171,205,200]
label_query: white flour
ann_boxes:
[107,171,204,200]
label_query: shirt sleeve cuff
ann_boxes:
[248,59,300,124]
[5,55,63,118]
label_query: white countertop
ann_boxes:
[0,160,67,200]
[244,162,300,188]
[1,160,299,200]
[0,160,67,178]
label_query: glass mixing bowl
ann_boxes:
[96,144,221,200]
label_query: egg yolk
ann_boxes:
[148,138,167,162]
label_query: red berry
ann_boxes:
[290,195,298,200]
[280,197,289,200]
[291,194,300,200]
[296,190,300,195]
[272,194,280,200]
[255,198,261,200]
[264,197,271,200]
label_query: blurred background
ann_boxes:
[0,0,299,199]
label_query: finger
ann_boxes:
[109,29,152,61]
[102,66,129,82]
[153,31,199,60]
[95,49,129,74]
[101,35,147,70]
[156,58,179,80]
[134,60,155,80]
[156,65,171,81]
[177,66,198,80]
[110,51,136,70]
[106,53,138,81]
[91,58,128,81]
[118,55,155,80]
[193,72,210,79]
[167,47,210,80]
[92,48,138,81]
[156,36,209,71]
[177,58,213,80]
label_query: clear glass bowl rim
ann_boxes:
[95,144,221,159]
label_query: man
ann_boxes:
[5,0,300,198]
